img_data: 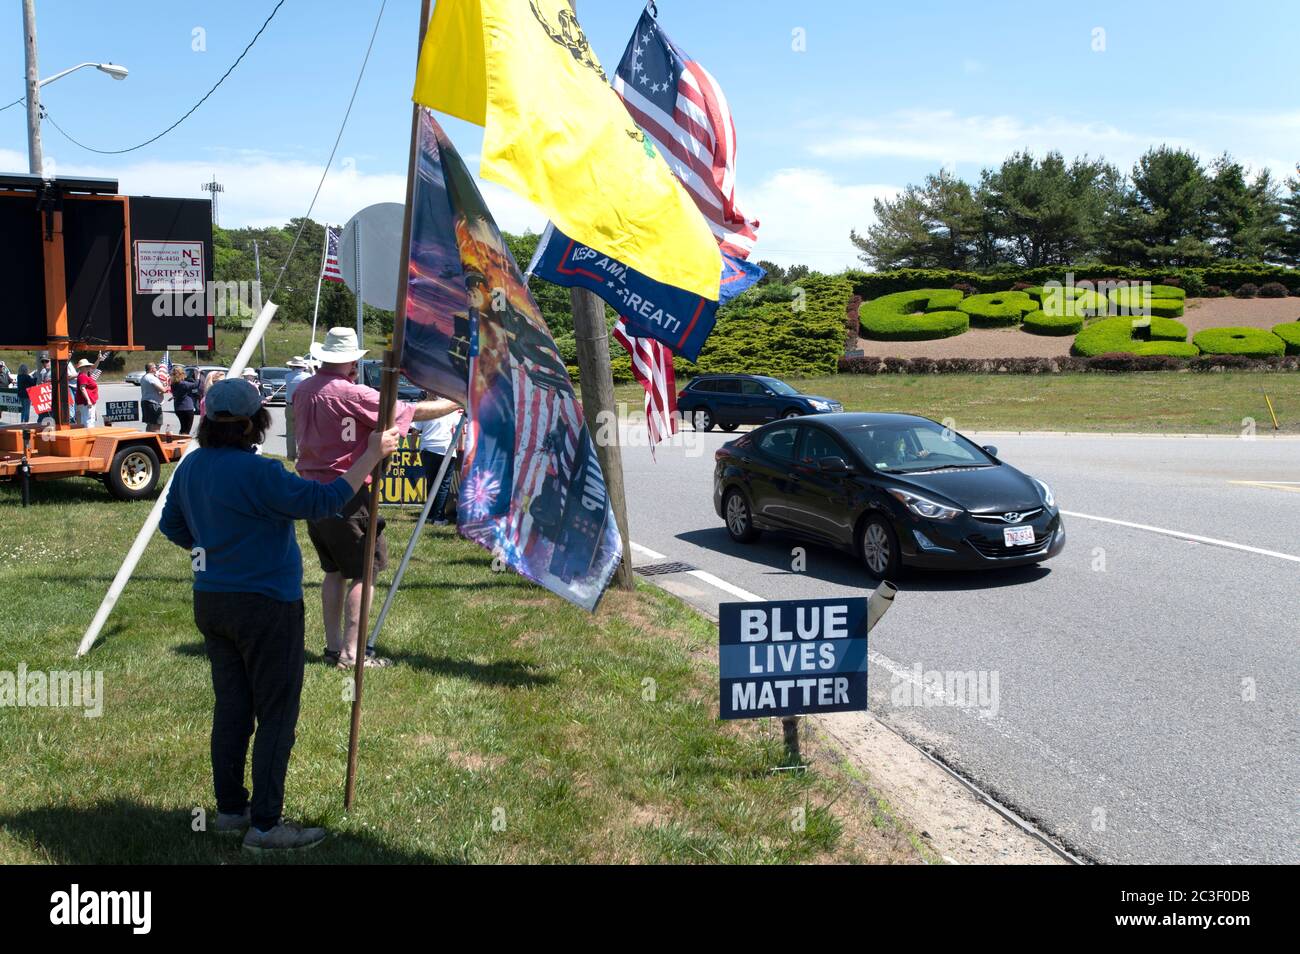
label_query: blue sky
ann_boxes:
[3,0,1295,270]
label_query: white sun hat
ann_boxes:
[310,327,368,364]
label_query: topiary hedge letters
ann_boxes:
[858,289,969,340]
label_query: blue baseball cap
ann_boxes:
[204,378,263,420]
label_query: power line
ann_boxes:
[41,0,287,155]
[0,96,24,113]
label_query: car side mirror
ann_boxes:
[983,445,999,458]
[819,456,849,473]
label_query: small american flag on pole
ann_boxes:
[609,4,759,454]
[322,226,344,283]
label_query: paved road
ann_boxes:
[64,389,1297,862]
[619,425,1299,864]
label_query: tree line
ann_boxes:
[851,147,1300,271]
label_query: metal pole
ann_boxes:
[344,0,431,809]
[782,716,800,763]
[309,227,329,349]
[252,240,266,368]
[367,415,465,650]
[22,0,43,176]
[565,0,633,591]
[353,225,364,348]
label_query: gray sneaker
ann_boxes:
[242,819,327,853]
[213,808,251,836]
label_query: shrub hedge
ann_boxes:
[1022,309,1084,336]
[1107,286,1186,316]
[844,265,1300,301]
[1072,316,1198,357]
[1271,321,1300,355]
[958,291,1037,327]
[1192,327,1286,359]
[858,289,970,340]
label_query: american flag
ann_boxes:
[610,6,759,453]
[322,226,343,283]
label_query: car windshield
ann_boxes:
[758,377,798,396]
[260,368,291,380]
[840,421,992,472]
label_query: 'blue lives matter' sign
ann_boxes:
[719,597,869,720]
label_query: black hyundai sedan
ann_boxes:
[713,413,1064,578]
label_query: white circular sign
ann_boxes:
[337,202,404,311]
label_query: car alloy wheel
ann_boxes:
[859,516,899,579]
[693,408,714,431]
[724,490,760,543]
[783,409,803,419]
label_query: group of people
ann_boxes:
[3,356,51,423]
[159,327,461,853]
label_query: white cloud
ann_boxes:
[746,168,899,272]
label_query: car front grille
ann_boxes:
[970,508,1044,524]
[966,532,1053,558]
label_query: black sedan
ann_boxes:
[713,413,1064,578]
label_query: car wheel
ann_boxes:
[724,489,761,543]
[107,444,160,501]
[693,407,715,432]
[858,514,901,580]
[721,423,739,432]
[782,408,804,419]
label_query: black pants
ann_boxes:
[193,590,305,831]
[176,409,195,435]
[420,450,455,520]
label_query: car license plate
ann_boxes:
[1003,526,1036,547]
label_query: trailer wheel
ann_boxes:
[107,444,160,501]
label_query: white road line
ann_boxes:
[629,541,666,560]
[686,569,763,603]
[1062,510,1300,564]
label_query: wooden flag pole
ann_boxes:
[343,0,432,810]
[567,0,634,591]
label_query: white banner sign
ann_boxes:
[134,240,205,293]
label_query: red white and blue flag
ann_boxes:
[322,226,344,283]
[610,4,761,452]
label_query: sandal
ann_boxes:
[336,655,392,670]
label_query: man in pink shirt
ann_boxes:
[295,327,459,668]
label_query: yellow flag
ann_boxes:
[413,0,721,300]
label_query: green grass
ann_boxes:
[0,474,919,864]
[619,372,1299,434]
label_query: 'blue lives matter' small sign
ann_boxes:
[719,597,869,720]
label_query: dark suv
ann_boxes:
[677,374,842,431]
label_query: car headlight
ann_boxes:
[887,488,962,521]
[808,400,832,411]
[1033,478,1055,508]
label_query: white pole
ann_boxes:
[867,581,898,632]
[76,301,279,657]
[309,227,329,348]
[354,225,364,347]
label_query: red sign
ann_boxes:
[27,382,51,415]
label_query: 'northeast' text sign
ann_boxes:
[719,597,868,720]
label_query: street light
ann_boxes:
[21,0,128,176]
[39,62,129,87]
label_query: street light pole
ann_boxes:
[22,0,43,176]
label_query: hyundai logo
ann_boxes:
[1003,512,1023,523]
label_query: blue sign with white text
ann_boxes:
[719,597,869,720]
[529,223,763,361]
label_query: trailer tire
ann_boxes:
[107,444,160,501]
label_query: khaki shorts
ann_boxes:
[306,488,389,580]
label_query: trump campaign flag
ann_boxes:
[528,223,761,361]
[399,110,622,613]
[412,0,720,301]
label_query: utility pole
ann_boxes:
[23,0,43,175]
[201,175,224,227]
[566,0,634,590]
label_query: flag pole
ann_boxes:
[309,225,329,349]
[366,415,465,652]
[567,0,634,590]
[343,0,432,810]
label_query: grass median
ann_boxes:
[0,473,923,864]
[621,371,1296,434]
